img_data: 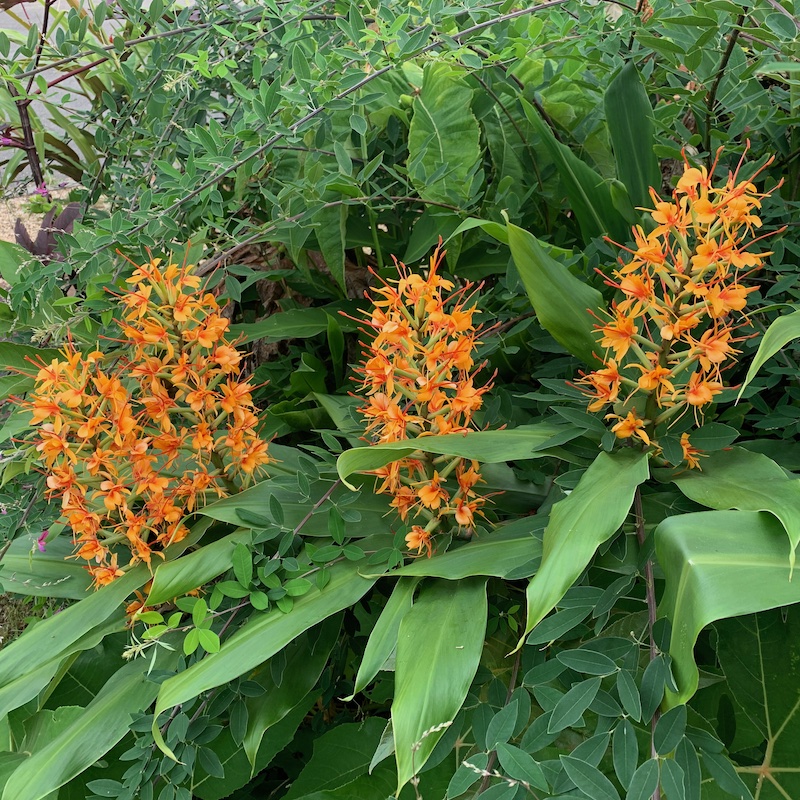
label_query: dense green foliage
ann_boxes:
[3,1,800,799]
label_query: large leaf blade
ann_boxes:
[336,423,579,489]
[656,510,800,706]
[392,578,487,791]
[604,61,660,209]
[152,559,375,757]
[506,222,604,366]
[521,450,649,644]
[738,309,800,399]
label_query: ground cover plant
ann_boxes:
[4,1,800,799]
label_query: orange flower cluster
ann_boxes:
[579,150,778,466]
[354,245,491,557]
[21,257,270,588]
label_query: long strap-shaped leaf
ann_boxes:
[737,308,800,400]
[657,510,800,707]
[604,61,660,210]
[519,449,650,647]
[3,652,179,800]
[152,558,376,758]
[392,577,487,793]
[520,97,629,244]
[336,422,579,490]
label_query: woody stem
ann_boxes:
[634,487,661,800]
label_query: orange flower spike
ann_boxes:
[633,363,675,398]
[692,327,739,373]
[89,555,126,589]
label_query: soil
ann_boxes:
[0,188,74,244]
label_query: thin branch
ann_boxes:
[634,486,661,800]
[704,15,745,159]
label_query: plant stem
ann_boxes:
[634,486,661,800]
[704,15,745,160]
[476,649,522,796]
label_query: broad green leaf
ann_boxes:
[348,578,418,699]
[0,373,33,401]
[408,63,481,207]
[521,98,629,244]
[672,447,800,570]
[661,759,686,800]
[656,510,800,706]
[617,669,642,721]
[200,476,392,536]
[314,203,348,294]
[3,652,177,800]
[244,617,339,769]
[152,559,375,758]
[381,516,544,580]
[0,535,91,598]
[626,759,659,800]
[0,241,31,285]
[714,609,800,800]
[521,450,649,645]
[229,302,359,344]
[738,310,800,399]
[494,743,548,791]
[560,755,621,800]
[147,528,251,605]
[548,677,602,733]
[193,690,317,800]
[0,341,62,374]
[0,566,148,690]
[655,704,687,755]
[505,221,604,365]
[604,61,660,209]
[337,422,580,489]
[485,702,518,749]
[283,719,386,799]
[613,719,638,789]
[447,754,489,798]
[392,578,487,791]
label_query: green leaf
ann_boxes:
[738,310,800,399]
[447,754,489,798]
[392,578,487,792]
[673,447,800,570]
[548,677,602,733]
[382,517,544,580]
[282,718,387,799]
[505,221,603,365]
[152,559,376,759]
[494,743,548,791]
[521,98,629,244]
[613,719,638,789]
[337,422,579,490]
[229,302,359,344]
[0,341,62,374]
[617,669,642,722]
[232,542,253,587]
[408,63,481,207]
[0,241,32,285]
[655,704,687,755]
[244,617,339,769]
[147,528,249,605]
[714,609,800,800]
[3,652,177,800]
[0,535,91,598]
[521,450,649,645]
[556,648,618,676]
[485,702,518,749]
[656,510,800,706]
[675,738,701,800]
[348,578,418,699]
[560,755,621,800]
[604,61,660,209]
[626,759,659,800]
[661,759,686,800]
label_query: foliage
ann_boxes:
[2,1,800,799]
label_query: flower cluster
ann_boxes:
[353,245,491,557]
[20,257,270,588]
[579,150,778,465]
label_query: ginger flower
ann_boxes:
[17,255,271,588]
[351,243,492,557]
[579,146,781,467]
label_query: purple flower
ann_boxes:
[35,182,49,197]
[0,136,13,146]
[37,530,49,553]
